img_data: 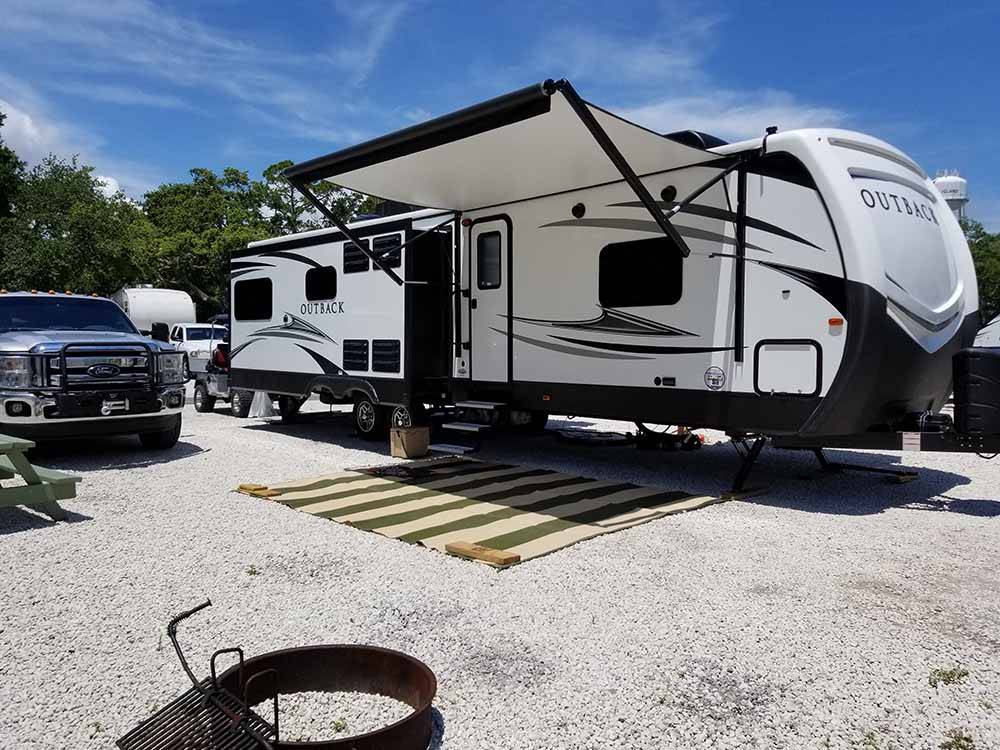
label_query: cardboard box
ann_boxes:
[390,426,430,458]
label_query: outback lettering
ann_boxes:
[859,188,939,225]
[300,301,345,315]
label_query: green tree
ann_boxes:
[1,153,151,294]
[259,160,377,234]
[963,218,1000,323]
[0,111,25,219]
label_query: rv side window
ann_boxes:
[233,278,273,321]
[477,232,501,290]
[373,235,401,269]
[305,266,338,301]
[343,240,370,273]
[599,236,683,307]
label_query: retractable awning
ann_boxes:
[284,79,727,212]
[283,80,753,291]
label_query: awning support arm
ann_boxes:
[666,157,745,217]
[376,214,460,265]
[288,179,405,286]
[545,79,693,258]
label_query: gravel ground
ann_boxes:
[251,690,412,742]
[1,394,999,749]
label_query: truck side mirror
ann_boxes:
[150,322,170,342]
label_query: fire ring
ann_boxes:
[217,644,437,750]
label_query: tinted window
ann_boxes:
[233,278,273,321]
[373,235,401,269]
[343,240,370,273]
[0,297,137,334]
[599,236,682,307]
[186,326,227,341]
[305,266,338,301]
[477,232,501,290]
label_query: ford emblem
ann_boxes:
[88,364,121,378]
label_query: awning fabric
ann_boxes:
[283,81,727,211]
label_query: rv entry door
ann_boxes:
[468,218,510,383]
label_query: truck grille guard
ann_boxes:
[44,341,160,392]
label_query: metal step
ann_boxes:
[441,421,491,433]
[429,443,477,455]
[454,400,506,410]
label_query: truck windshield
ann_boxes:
[0,297,138,334]
[186,327,228,341]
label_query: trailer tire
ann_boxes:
[525,410,548,434]
[230,389,253,418]
[278,395,306,424]
[353,396,387,439]
[138,416,182,450]
[193,383,216,413]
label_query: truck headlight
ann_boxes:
[157,352,185,384]
[0,356,33,389]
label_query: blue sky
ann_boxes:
[1,0,997,228]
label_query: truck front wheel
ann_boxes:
[138,416,182,449]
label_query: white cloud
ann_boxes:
[94,175,120,197]
[328,1,410,86]
[0,0,409,144]
[621,90,847,143]
[48,83,191,110]
[0,78,161,197]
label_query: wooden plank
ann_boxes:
[445,541,520,566]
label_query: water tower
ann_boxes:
[933,170,969,220]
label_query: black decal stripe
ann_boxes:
[491,327,653,360]
[610,200,823,251]
[539,218,770,253]
[256,250,323,267]
[231,261,276,270]
[230,269,265,280]
[756,261,848,317]
[511,308,695,337]
[295,345,345,375]
[551,336,735,355]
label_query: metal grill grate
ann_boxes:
[117,679,276,750]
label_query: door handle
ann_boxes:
[470,298,478,309]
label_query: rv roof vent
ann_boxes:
[663,130,729,150]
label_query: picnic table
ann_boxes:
[0,434,81,522]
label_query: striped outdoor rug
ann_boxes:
[238,457,724,567]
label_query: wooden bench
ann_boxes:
[0,434,81,521]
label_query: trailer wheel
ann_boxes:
[353,396,387,439]
[525,411,548,434]
[278,395,306,424]
[193,383,216,413]
[230,389,252,418]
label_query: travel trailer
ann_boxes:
[975,314,1000,347]
[230,79,1000,487]
[112,286,196,336]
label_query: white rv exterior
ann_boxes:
[975,315,1000,347]
[231,80,978,440]
[112,287,196,335]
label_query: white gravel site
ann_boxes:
[1,394,999,749]
[251,690,412,742]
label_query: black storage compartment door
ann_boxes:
[953,347,1000,434]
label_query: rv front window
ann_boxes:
[306,266,338,301]
[477,232,502,290]
[233,278,273,321]
[599,236,682,308]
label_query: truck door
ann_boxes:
[468,218,510,383]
